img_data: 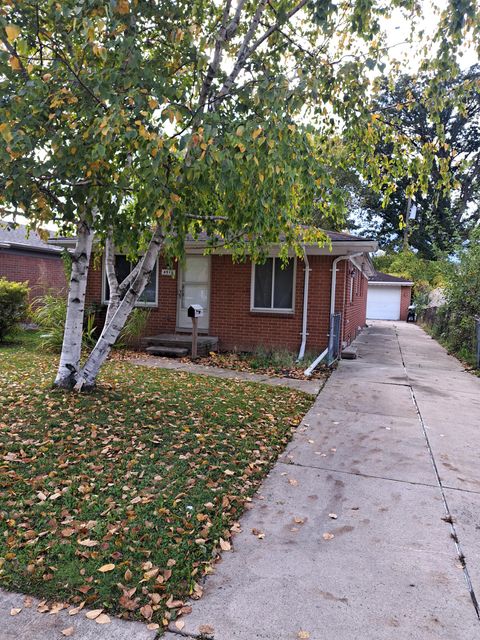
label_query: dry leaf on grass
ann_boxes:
[323,532,334,540]
[61,627,75,637]
[10,608,21,616]
[98,563,115,573]
[78,538,98,547]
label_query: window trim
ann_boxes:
[101,254,159,308]
[250,256,296,313]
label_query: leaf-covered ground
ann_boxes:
[0,332,312,628]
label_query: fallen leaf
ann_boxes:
[147,623,160,630]
[140,604,153,620]
[298,631,310,639]
[199,624,215,635]
[288,478,298,486]
[175,619,185,630]
[328,513,338,519]
[85,609,103,620]
[61,528,75,538]
[124,568,133,581]
[98,564,115,573]
[219,537,231,551]
[95,614,111,625]
[293,517,305,524]
[323,532,334,540]
[69,602,85,616]
[10,608,21,616]
[78,539,98,547]
[61,627,75,637]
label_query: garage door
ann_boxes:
[367,286,401,320]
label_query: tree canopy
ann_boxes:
[357,66,480,258]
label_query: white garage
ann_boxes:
[367,272,413,321]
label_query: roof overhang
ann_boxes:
[368,280,414,287]
[1,241,62,255]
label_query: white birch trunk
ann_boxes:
[103,231,121,328]
[73,227,164,390]
[54,209,97,388]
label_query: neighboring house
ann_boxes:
[60,230,376,357]
[367,271,413,321]
[0,221,67,301]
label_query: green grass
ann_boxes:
[0,332,312,627]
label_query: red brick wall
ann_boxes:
[340,263,368,346]
[0,249,66,301]
[86,253,369,354]
[400,285,412,321]
[85,254,179,335]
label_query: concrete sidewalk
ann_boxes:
[129,357,323,395]
[164,321,480,640]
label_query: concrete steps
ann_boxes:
[143,333,219,357]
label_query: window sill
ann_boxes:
[250,309,295,317]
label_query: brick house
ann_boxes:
[79,230,377,358]
[0,222,67,301]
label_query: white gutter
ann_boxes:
[304,251,363,377]
[297,248,311,362]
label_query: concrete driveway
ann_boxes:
[165,321,480,640]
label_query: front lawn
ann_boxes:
[0,333,312,628]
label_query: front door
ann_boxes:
[177,255,211,331]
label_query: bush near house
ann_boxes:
[0,278,29,341]
[420,230,480,365]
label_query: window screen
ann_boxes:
[253,258,294,310]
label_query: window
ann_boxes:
[252,257,295,312]
[103,255,158,307]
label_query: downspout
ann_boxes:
[304,252,363,377]
[297,247,311,361]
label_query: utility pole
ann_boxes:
[403,196,412,251]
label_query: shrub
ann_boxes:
[33,294,97,353]
[116,308,150,348]
[0,278,29,341]
[33,294,150,352]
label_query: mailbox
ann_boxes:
[188,304,204,318]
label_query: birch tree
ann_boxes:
[1,0,478,389]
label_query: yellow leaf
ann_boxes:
[252,127,262,139]
[5,25,21,43]
[98,564,115,573]
[10,608,21,616]
[148,98,158,110]
[9,56,21,71]
[0,123,13,143]
[115,0,130,14]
